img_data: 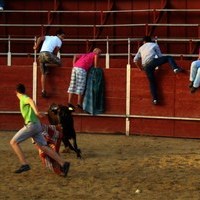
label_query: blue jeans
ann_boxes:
[143,56,179,100]
[189,60,200,88]
[0,0,5,8]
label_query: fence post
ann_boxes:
[33,36,38,104]
[125,38,131,136]
[105,36,110,69]
[7,35,11,66]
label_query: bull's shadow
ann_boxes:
[48,103,82,159]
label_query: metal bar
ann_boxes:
[0,52,198,58]
[130,115,200,121]
[1,10,49,13]
[2,9,200,13]
[1,37,199,43]
[0,23,199,27]
[0,53,198,58]
[0,111,199,121]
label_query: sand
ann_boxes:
[0,131,200,200]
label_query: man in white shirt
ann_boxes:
[134,36,183,105]
[33,30,66,98]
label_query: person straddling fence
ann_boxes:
[189,47,200,93]
[67,48,102,110]
[133,36,183,105]
[33,29,66,98]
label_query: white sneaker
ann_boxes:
[174,67,183,74]
[153,99,158,105]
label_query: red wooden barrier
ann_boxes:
[0,59,199,138]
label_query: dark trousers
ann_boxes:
[143,56,178,100]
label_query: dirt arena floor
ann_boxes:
[0,131,200,200]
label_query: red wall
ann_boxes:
[1,1,199,54]
[0,58,199,138]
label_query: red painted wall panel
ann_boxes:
[75,116,125,134]
[0,66,33,111]
[174,121,200,138]
[130,118,175,137]
[0,114,23,130]
[2,1,199,54]
[0,59,199,138]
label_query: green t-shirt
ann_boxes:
[20,94,39,124]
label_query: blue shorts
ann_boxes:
[12,122,47,146]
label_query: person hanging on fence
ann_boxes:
[133,36,183,105]
[189,47,200,93]
[33,29,66,98]
[67,48,102,111]
[0,0,5,10]
[10,83,70,176]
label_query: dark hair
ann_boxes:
[16,83,26,94]
[55,29,65,36]
[142,36,152,43]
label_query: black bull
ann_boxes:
[47,103,82,158]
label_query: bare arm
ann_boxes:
[134,61,143,71]
[26,97,44,118]
[133,53,143,71]
[33,36,45,51]
[155,44,163,57]
[94,54,99,67]
[53,46,60,55]
[73,55,78,66]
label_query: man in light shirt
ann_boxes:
[189,47,200,93]
[134,36,183,105]
[33,30,66,98]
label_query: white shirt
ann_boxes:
[40,36,62,53]
[134,42,162,66]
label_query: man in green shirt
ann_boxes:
[10,84,70,176]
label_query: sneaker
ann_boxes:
[152,99,158,105]
[189,81,193,88]
[190,87,198,93]
[76,104,83,110]
[67,103,75,110]
[41,90,47,98]
[61,162,70,177]
[174,67,183,74]
[14,164,30,173]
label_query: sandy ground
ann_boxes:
[0,131,200,200]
